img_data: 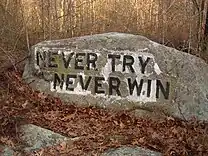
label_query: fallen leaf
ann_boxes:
[22,100,29,108]
[57,141,67,151]
[167,116,175,121]
[113,120,119,125]
[120,121,125,129]
[138,137,145,144]
[61,113,76,121]
[152,132,159,139]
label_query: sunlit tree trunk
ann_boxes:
[41,0,46,39]
[205,5,208,37]
[47,0,52,39]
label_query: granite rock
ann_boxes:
[23,32,208,121]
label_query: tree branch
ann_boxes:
[192,0,200,12]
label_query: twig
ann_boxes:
[0,48,29,73]
[14,55,29,66]
[191,0,200,12]
[57,0,97,19]
[177,102,188,123]
[0,47,17,72]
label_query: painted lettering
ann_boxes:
[79,75,92,90]
[147,79,151,97]
[109,77,121,96]
[36,51,47,67]
[62,52,74,69]
[128,78,143,96]
[138,56,150,74]
[48,51,58,68]
[42,49,171,101]
[53,73,64,90]
[66,74,77,91]
[108,54,121,72]
[87,53,98,70]
[123,55,135,73]
[75,53,85,70]
[156,80,170,99]
[94,77,105,94]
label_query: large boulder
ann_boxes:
[23,32,208,121]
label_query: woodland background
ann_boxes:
[0,0,208,69]
[0,1,208,155]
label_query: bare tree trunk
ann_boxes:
[202,0,208,38]
[60,0,65,33]
[47,0,52,40]
[205,5,208,37]
[158,0,164,44]
[192,0,206,52]
[41,0,46,39]
[90,0,95,34]
[187,0,194,53]
[54,0,59,33]
[5,0,9,11]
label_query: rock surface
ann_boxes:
[19,124,70,152]
[0,124,72,155]
[23,32,208,121]
[0,145,15,156]
[101,146,161,156]
[0,125,162,156]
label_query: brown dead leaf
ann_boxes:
[151,132,160,139]
[17,86,24,92]
[120,121,125,129]
[61,113,76,121]
[34,148,44,156]
[22,100,29,108]
[138,137,145,144]
[67,131,78,137]
[131,139,139,145]
[113,120,119,125]
[171,127,178,135]
[167,116,175,121]
[43,111,59,120]
[57,141,67,151]
[0,136,15,147]
[37,92,47,99]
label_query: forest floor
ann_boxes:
[0,67,208,156]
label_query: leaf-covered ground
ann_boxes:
[0,69,208,156]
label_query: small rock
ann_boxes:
[19,124,70,152]
[101,146,161,156]
[0,145,15,156]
